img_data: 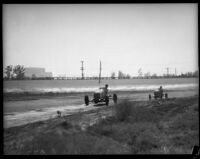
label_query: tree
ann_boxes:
[151,73,157,78]
[186,72,193,77]
[13,65,26,80]
[111,72,116,79]
[144,72,151,78]
[193,70,199,77]
[118,70,125,79]
[138,68,143,77]
[117,71,131,79]
[126,74,131,79]
[5,65,13,80]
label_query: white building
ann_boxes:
[24,67,53,78]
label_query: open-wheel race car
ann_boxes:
[84,89,117,106]
[152,88,168,100]
[149,86,168,100]
[153,90,164,99]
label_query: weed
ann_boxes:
[114,100,133,121]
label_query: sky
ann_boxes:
[3,4,198,77]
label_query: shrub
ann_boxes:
[115,100,134,121]
[114,100,160,123]
[60,121,73,129]
[16,130,130,154]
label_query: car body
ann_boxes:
[154,90,164,99]
[84,89,117,106]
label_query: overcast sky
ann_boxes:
[3,4,198,77]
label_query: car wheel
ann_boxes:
[113,94,117,104]
[105,96,109,106]
[84,95,89,106]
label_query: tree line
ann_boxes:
[110,71,131,79]
[3,65,199,80]
[4,65,26,80]
[110,70,199,79]
[3,65,53,80]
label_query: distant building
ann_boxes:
[45,72,53,77]
[24,67,53,78]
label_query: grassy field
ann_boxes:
[4,96,199,154]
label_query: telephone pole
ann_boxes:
[80,61,84,80]
[99,61,102,84]
[175,68,177,76]
[165,67,169,76]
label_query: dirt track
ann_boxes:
[4,102,114,128]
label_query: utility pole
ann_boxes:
[175,68,177,76]
[165,67,169,76]
[81,61,84,80]
[99,61,102,84]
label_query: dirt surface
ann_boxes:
[4,104,115,154]
[4,95,199,154]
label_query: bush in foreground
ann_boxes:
[114,100,134,121]
[14,131,130,155]
[114,100,161,123]
[88,97,199,154]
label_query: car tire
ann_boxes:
[105,96,109,106]
[85,95,89,106]
[113,94,117,104]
